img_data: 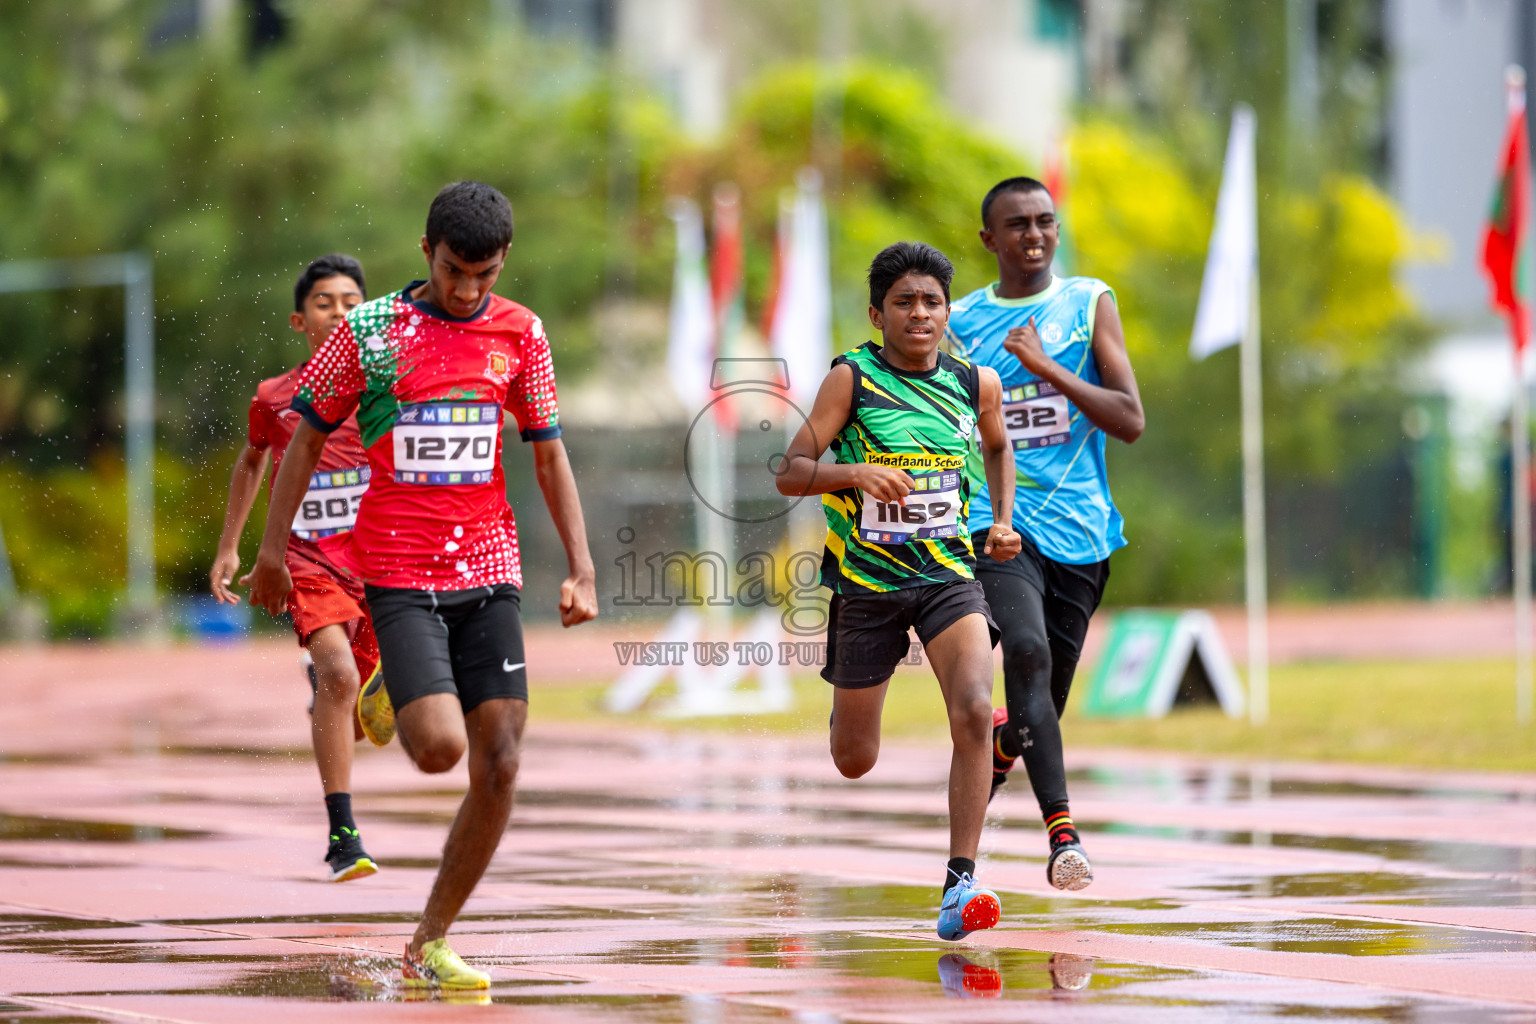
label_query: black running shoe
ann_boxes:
[325,827,378,883]
[989,707,1015,803]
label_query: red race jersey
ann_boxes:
[247,365,371,581]
[292,282,561,591]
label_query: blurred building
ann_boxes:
[528,0,1085,156]
[1387,0,1531,327]
[1386,0,1532,598]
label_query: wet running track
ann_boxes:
[2,641,1535,1021]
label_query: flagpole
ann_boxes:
[709,184,742,635]
[1242,274,1270,726]
[1514,346,1532,725]
[1498,65,1536,726]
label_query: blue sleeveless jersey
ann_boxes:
[948,276,1125,565]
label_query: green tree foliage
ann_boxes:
[1110,0,1388,180]
[0,1,674,630]
[1072,0,1431,601]
[1067,119,1427,602]
[674,65,1426,603]
[0,1,677,463]
[0,2,1429,632]
[664,63,1022,350]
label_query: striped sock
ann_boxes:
[993,729,1017,773]
[1044,803,1079,848]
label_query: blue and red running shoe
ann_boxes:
[936,872,1001,941]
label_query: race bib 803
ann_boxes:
[859,468,964,544]
[392,402,500,485]
[292,465,369,540]
[1002,381,1071,450]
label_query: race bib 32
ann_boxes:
[1002,381,1071,450]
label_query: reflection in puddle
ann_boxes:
[1068,764,1536,804]
[1199,871,1536,906]
[936,952,1002,997]
[1099,917,1536,956]
[0,815,204,843]
[1048,952,1095,991]
[1086,819,1535,877]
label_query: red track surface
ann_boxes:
[1,638,1534,1021]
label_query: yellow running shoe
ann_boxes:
[402,939,490,990]
[356,664,395,747]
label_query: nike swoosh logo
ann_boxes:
[502,660,525,673]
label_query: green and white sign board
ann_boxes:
[1079,609,1245,719]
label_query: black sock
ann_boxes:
[1043,800,1079,848]
[324,792,356,841]
[944,856,976,892]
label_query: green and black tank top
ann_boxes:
[820,341,983,594]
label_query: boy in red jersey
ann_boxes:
[210,253,393,884]
[246,182,598,990]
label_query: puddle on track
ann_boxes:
[3,735,1534,1022]
[0,815,205,844]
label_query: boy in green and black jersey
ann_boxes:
[777,241,1021,941]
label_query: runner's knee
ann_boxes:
[831,734,878,778]
[312,656,360,700]
[1000,618,1051,685]
[949,691,994,746]
[411,736,466,774]
[470,738,520,792]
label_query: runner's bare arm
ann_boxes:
[1001,293,1144,444]
[975,368,1022,561]
[210,444,271,605]
[775,363,911,502]
[532,438,598,628]
[244,420,327,615]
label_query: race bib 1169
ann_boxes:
[292,465,369,540]
[392,402,500,485]
[859,468,963,544]
[1002,381,1071,450]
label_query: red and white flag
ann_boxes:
[768,169,832,406]
[1482,71,1532,353]
[710,184,744,426]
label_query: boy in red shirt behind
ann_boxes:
[210,254,394,884]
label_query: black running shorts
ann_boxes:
[363,583,528,713]
[822,579,999,688]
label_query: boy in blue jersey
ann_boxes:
[947,177,1145,891]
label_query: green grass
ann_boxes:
[536,658,1536,773]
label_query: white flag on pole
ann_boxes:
[1190,105,1258,361]
[666,197,715,409]
[770,168,833,405]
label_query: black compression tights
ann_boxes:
[977,567,1098,813]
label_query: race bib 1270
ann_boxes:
[859,468,963,544]
[292,465,369,540]
[392,402,500,485]
[1002,381,1071,449]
